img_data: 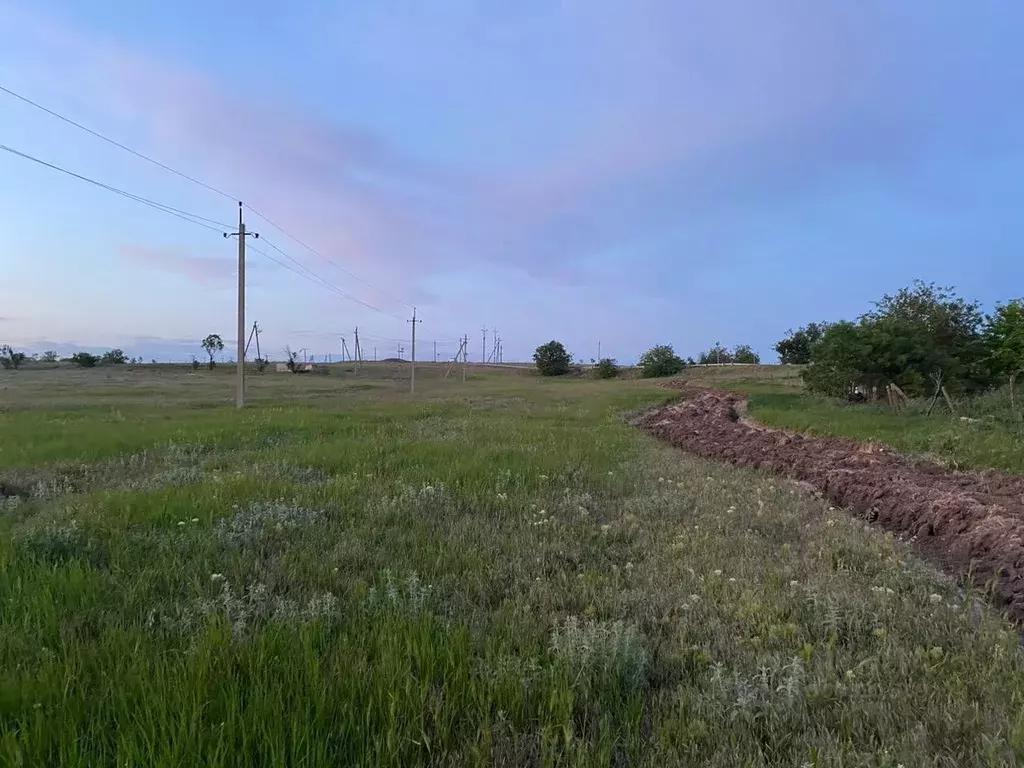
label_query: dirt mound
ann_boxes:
[641,386,1024,621]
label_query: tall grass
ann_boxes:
[1,367,1024,765]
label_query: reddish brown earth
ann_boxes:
[640,386,1024,621]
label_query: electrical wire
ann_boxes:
[0,143,230,233]
[243,203,413,309]
[0,83,415,309]
[0,84,237,202]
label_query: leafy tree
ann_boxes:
[533,340,572,376]
[775,322,829,364]
[69,352,99,368]
[100,348,127,365]
[861,281,988,396]
[801,322,873,396]
[638,344,684,378]
[594,358,620,379]
[732,344,761,364]
[698,345,733,365]
[985,299,1024,380]
[40,350,58,363]
[202,334,225,371]
[803,282,990,398]
[0,345,26,370]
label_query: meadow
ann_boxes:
[2,363,1024,766]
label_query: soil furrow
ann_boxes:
[641,385,1024,621]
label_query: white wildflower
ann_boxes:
[713,569,723,577]
[191,518,199,523]
[789,580,800,587]
[728,577,736,583]
[929,593,942,604]
[211,573,225,583]
[625,562,634,570]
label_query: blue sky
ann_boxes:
[1,1,1022,364]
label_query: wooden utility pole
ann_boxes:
[224,202,258,408]
[408,307,421,393]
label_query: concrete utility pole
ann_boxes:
[224,202,258,408]
[433,340,437,363]
[463,335,469,380]
[354,327,362,365]
[598,340,601,361]
[481,327,487,363]
[408,307,421,393]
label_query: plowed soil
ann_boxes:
[641,386,1024,621]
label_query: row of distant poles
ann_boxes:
[226,203,502,408]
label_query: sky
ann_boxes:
[1,1,1022,364]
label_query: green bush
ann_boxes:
[638,345,684,378]
[533,340,572,376]
[69,352,99,368]
[594,358,620,379]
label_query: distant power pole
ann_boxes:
[433,340,437,363]
[354,327,362,365]
[598,340,601,361]
[374,346,377,362]
[462,334,469,380]
[224,202,258,408]
[481,327,487,363]
[408,307,421,393]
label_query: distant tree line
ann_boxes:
[775,281,1024,399]
[532,340,761,379]
[0,345,148,369]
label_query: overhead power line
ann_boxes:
[243,203,413,310]
[252,238,405,320]
[0,143,230,232]
[0,82,413,309]
[0,84,236,202]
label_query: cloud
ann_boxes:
[119,245,237,286]
[3,0,1023,315]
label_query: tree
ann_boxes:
[40,350,58,363]
[985,299,1024,380]
[202,334,224,370]
[861,281,988,396]
[594,358,620,379]
[638,344,684,378]
[801,321,873,396]
[100,348,127,365]
[69,352,99,368]
[698,345,734,365]
[533,340,572,376]
[775,322,829,364]
[732,344,761,364]
[0,345,26,370]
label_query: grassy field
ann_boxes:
[679,365,1024,476]
[3,364,1024,766]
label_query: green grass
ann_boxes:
[676,365,1024,476]
[745,389,1024,476]
[2,365,1024,765]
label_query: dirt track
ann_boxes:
[641,387,1024,621]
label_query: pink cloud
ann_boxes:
[119,245,236,286]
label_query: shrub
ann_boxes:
[638,345,684,378]
[69,352,99,368]
[594,358,620,379]
[533,340,572,376]
[0,345,27,370]
[100,348,127,365]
